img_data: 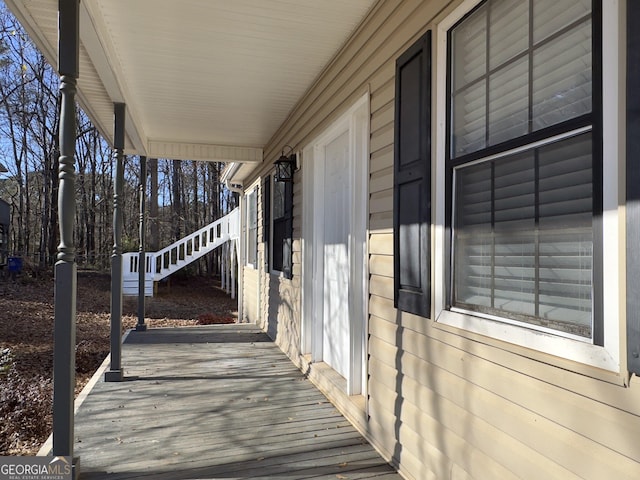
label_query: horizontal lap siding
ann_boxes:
[370,145,395,232]
[266,275,300,362]
[258,178,268,331]
[292,177,303,285]
[345,3,448,477]
[241,0,640,479]
[261,171,302,359]
[369,311,640,479]
[371,292,640,478]
[363,1,640,479]
[243,267,259,323]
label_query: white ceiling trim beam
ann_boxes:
[146,141,263,163]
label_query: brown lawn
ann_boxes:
[0,271,237,455]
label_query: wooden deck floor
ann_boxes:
[73,324,402,480]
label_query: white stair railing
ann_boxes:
[123,207,239,296]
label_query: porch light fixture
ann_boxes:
[274,145,296,182]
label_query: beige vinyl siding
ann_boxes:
[242,267,259,323]
[291,178,303,283]
[369,298,640,479]
[255,172,303,362]
[239,0,640,479]
[269,277,301,362]
[257,272,270,333]
[257,181,267,327]
[370,146,394,232]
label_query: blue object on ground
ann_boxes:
[8,257,22,272]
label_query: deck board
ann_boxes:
[74,324,401,480]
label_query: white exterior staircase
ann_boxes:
[123,208,240,297]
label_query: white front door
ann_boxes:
[302,93,369,396]
[322,130,350,379]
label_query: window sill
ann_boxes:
[436,309,620,375]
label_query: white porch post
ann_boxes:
[221,242,227,292]
[237,195,244,320]
[231,241,236,300]
[53,0,79,463]
[105,103,126,382]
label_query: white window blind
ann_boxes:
[453,132,593,337]
[532,0,591,43]
[272,179,286,272]
[273,180,285,220]
[451,0,592,157]
[449,0,594,339]
[532,22,592,130]
[271,176,293,276]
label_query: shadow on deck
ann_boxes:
[74,324,401,480]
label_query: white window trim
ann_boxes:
[434,0,621,373]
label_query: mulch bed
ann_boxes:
[0,271,237,455]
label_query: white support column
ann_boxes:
[231,241,236,300]
[221,242,227,292]
[228,242,232,293]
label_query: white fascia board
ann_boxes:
[221,162,261,186]
[79,3,124,103]
[4,0,57,68]
[79,2,148,155]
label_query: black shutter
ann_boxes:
[394,31,431,318]
[283,173,294,279]
[263,175,271,271]
[627,3,640,374]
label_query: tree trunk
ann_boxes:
[148,158,159,252]
[172,159,182,241]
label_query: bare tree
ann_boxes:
[148,157,159,251]
[0,4,235,275]
[171,159,182,241]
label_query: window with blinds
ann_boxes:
[270,176,293,278]
[246,190,257,267]
[448,0,597,339]
[451,0,592,157]
[272,179,287,272]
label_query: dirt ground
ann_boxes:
[0,270,238,455]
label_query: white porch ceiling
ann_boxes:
[6,0,377,164]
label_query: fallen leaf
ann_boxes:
[1,273,238,456]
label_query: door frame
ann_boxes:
[302,92,370,395]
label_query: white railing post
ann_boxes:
[221,242,227,292]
